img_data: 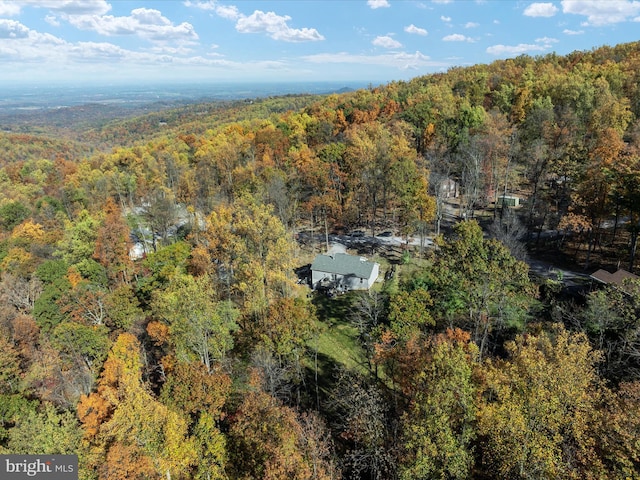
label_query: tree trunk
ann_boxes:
[584,228,595,271]
[629,227,639,273]
[323,207,330,253]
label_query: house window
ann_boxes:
[332,274,336,281]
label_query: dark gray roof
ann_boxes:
[311,253,377,279]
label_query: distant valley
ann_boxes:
[0,81,364,149]
[0,81,362,115]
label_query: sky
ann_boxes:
[0,0,639,87]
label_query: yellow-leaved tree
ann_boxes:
[78,333,198,480]
[201,196,297,319]
[477,325,606,479]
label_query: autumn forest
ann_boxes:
[2,41,640,479]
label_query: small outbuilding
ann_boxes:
[439,178,459,199]
[311,253,379,292]
[497,195,521,207]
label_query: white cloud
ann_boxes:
[183,0,216,10]
[0,19,30,39]
[130,8,172,26]
[486,43,548,55]
[0,25,68,64]
[432,0,453,3]
[236,10,324,42]
[0,1,21,16]
[184,0,240,20]
[185,3,323,42]
[0,27,224,69]
[0,17,314,83]
[441,15,452,22]
[368,0,390,9]
[45,15,60,27]
[149,45,195,55]
[373,35,402,48]
[68,41,130,61]
[66,8,199,44]
[465,22,480,28]
[563,28,585,34]
[443,33,473,42]
[0,0,112,16]
[404,24,428,35]
[215,4,241,20]
[303,50,448,70]
[23,0,111,15]
[486,35,554,56]
[205,44,223,57]
[561,0,640,25]
[524,2,559,17]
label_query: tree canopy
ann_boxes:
[2,40,640,479]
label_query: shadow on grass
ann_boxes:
[303,351,345,409]
[311,292,353,326]
[303,292,371,408]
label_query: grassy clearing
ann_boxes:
[395,256,432,286]
[307,292,368,376]
[313,322,364,373]
[302,292,369,405]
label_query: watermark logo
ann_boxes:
[1,455,77,479]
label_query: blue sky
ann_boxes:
[0,0,639,86]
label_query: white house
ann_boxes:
[310,253,379,291]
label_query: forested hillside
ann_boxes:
[2,41,640,479]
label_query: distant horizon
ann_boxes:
[0,80,374,114]
[0,79,377,90]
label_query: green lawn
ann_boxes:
[313,321,363,372]
[307,292,368,376]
